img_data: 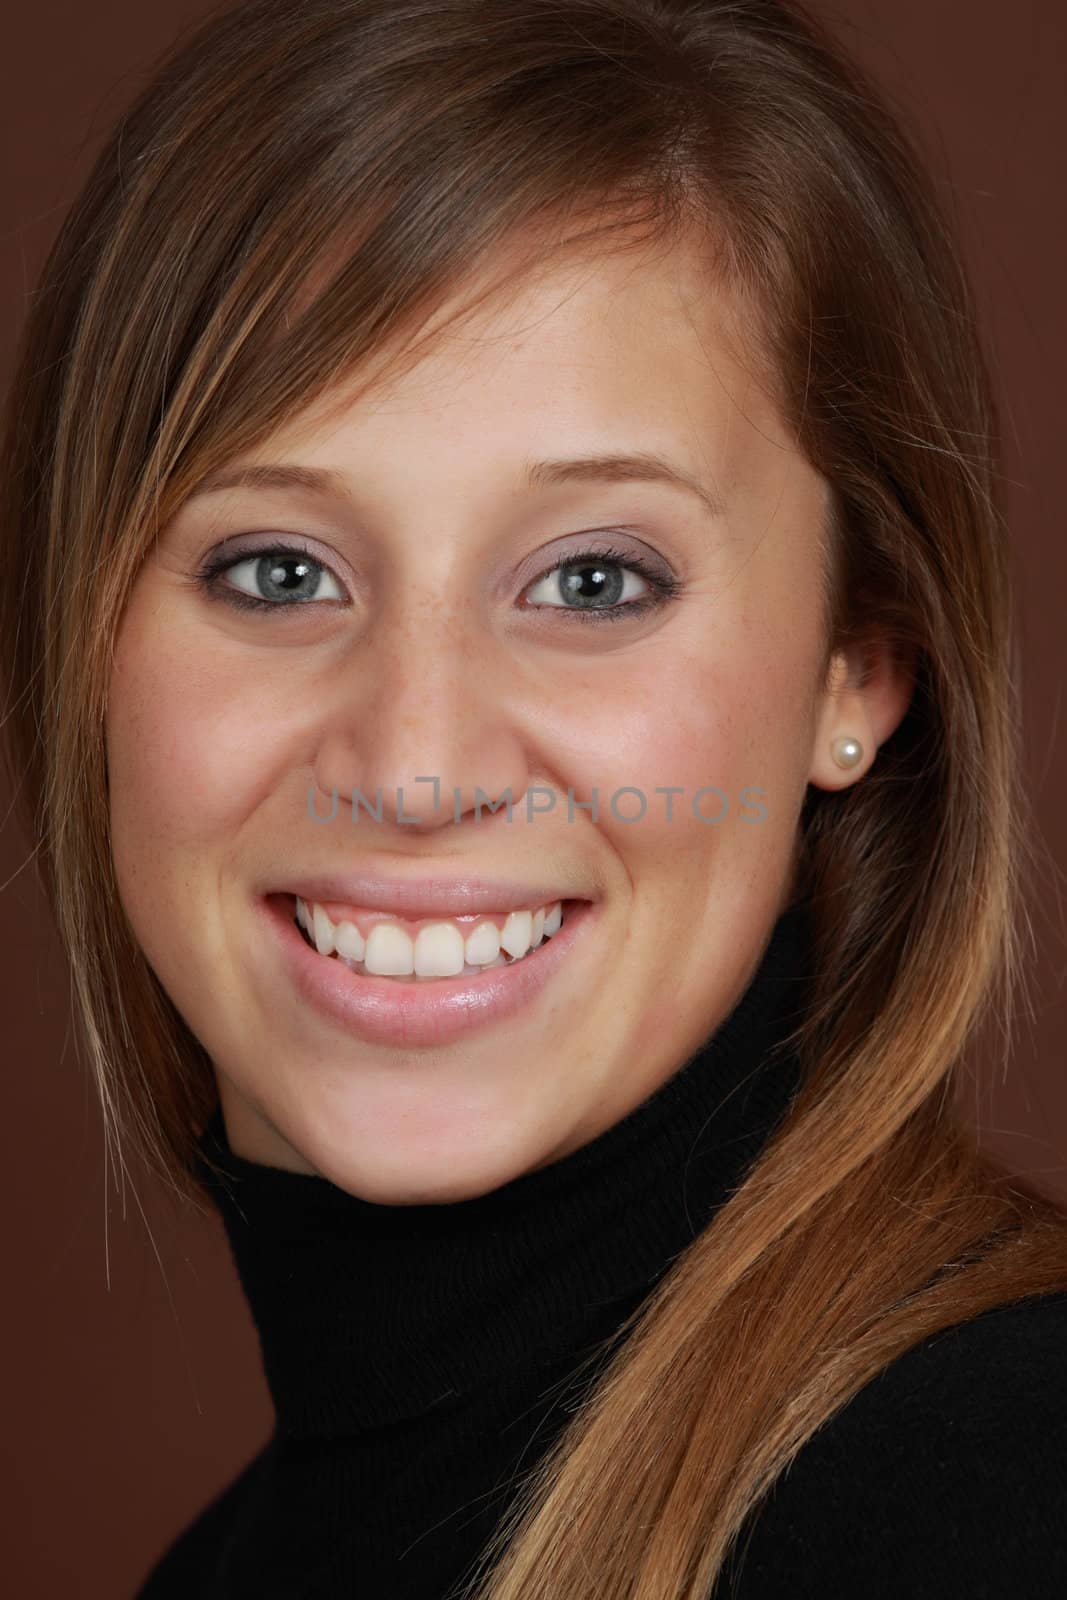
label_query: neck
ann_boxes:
[195,898,813,1440]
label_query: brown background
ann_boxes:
[2,2,1065,1594]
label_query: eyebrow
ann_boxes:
[527,452,726,518]
[185,451,726,518]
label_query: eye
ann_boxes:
[194,542,345,610]
[191,536,681,622]
[522,543,681,623]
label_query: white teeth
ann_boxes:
[363,923,414,976]
[413,922,466,978]
[334,920,365,961]
[293,895,567,979]
[500,909,533,959]
[463,920,501,965]
[312,903,336,957]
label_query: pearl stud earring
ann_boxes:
[831,735,864,770]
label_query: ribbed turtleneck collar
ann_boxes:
[194,899,813,1442]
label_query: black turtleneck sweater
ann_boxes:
[135,901,1067,1599]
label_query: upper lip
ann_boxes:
[272,872,592,919]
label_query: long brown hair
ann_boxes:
[3,2,1066,1595]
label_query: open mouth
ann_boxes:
[288,893,582,983]
[259,890,597,1048]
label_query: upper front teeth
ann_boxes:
[295,897,564,977]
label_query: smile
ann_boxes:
[294,895,566,979]
[258,892,596,1049]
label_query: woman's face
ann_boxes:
[107,229,907,1203]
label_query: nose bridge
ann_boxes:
[380,599,471,781]
[312,591,529,831]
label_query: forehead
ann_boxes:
[263,222,790,471]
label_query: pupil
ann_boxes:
[257,555,319,602]
[562,562,623,607]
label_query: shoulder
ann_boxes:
[837,1286,1067,1435]
[723,1291,1067,1600]
[134,1442,269,1598]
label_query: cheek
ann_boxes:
[561,636,812,864]
[105,594,282,909]
[589,641,814,1059]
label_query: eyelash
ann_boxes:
[192,539,683,624]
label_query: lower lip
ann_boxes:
[258,893,597,1048]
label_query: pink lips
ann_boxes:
[269,873,586,919]
[258,893,595,1049]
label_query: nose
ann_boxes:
[310,599,533,837]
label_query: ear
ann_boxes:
[808,629,916,792]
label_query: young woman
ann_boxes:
[3,1,1065,1596]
